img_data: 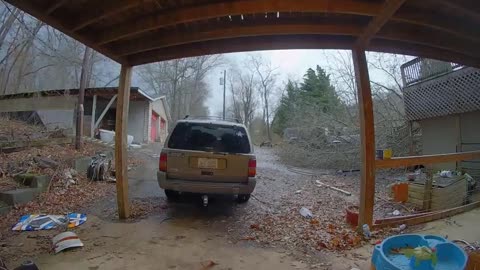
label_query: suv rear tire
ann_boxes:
[165,189,180,201]
[236,194,251,203]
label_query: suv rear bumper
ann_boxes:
[157,171,256,194]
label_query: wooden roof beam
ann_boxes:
[393,7,480,43]
[125,35,480,68]
[126,35,355,65]
[435,0,480,23]
[94,0,381,45]
[46,0,68,15]
[369,39,480,69]
[378,24,480,58]
[113,21,480,59]
[70,0,142,32]
[112,23,363,57]
[356,0,406,47]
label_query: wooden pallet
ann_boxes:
[408,175,467,211]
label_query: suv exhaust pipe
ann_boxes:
[202,195,208,207]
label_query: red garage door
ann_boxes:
[151,112,158,141]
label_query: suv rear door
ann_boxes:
[165,122,254,183]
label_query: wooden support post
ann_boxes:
[352,47,376,228]
[423,171,433,211]
[115,65,132,219]
[90,95,97,138]
[455,115,462,169]
[408,121,414,156]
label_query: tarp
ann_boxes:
[12,213,87,231]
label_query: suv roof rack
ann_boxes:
[183,115,241,124]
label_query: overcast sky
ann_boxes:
[206,49,340,116]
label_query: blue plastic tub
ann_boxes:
[372,234,467,270]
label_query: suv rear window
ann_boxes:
[168,122,251,153]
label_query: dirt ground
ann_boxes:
[2,146,479,269]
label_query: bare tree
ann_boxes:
[137,55,223,122]
[228,67,258,128]
[248,54,278,141]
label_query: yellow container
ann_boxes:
[383,148,392,159]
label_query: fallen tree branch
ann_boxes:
[315,180,352,196]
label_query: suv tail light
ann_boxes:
[248,159,256,177]
[159,153,167,172]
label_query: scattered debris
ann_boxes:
[52,231,83,254]
[12,213,87,231]
[241,236,256,241]
[87,153,112,181]
[33,157,59,169]
[63,169,77,188]
[299,207,312,218]
[452,239,478,251]
[315,180,352,196]
[291,261,307,269]
[439,170,454,178]
[130,144,142,149]
[200,260,218,270]
[362,224,371,240]
[5,260,40,270]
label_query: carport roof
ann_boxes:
[5,0,480,67]
[0,87,159,101]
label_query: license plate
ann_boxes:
[198,158,218,169]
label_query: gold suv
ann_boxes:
[157,118,256,203]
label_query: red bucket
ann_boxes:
[346,205,359,227]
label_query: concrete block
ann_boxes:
[14,173,37,186]
[73,156,92,173]
[14,174,50,191]
[0,201,11,215]
[31,175,50,192]
[0,188,39,206]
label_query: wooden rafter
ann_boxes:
[46,0,68,15]
[125,34,480,68]
[113,19,480,60]
[435,0,480,23]
[113,23,363,56]
[126,35,356,65]
[356,0,406,46]
[378,24,480,58]
[393,7,480,43]
[70,0,142,32]
[94,0,381,45]
[369,39,480,69]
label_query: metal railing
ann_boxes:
[400,57,463,87]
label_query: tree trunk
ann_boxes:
[13,21,44,93]
[264,91,271,141]
[75,46,92,150]
[0,7,20,49]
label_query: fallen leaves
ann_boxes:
[200,260,218,270]
[241,236,256,241]
[250,223,261,230]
